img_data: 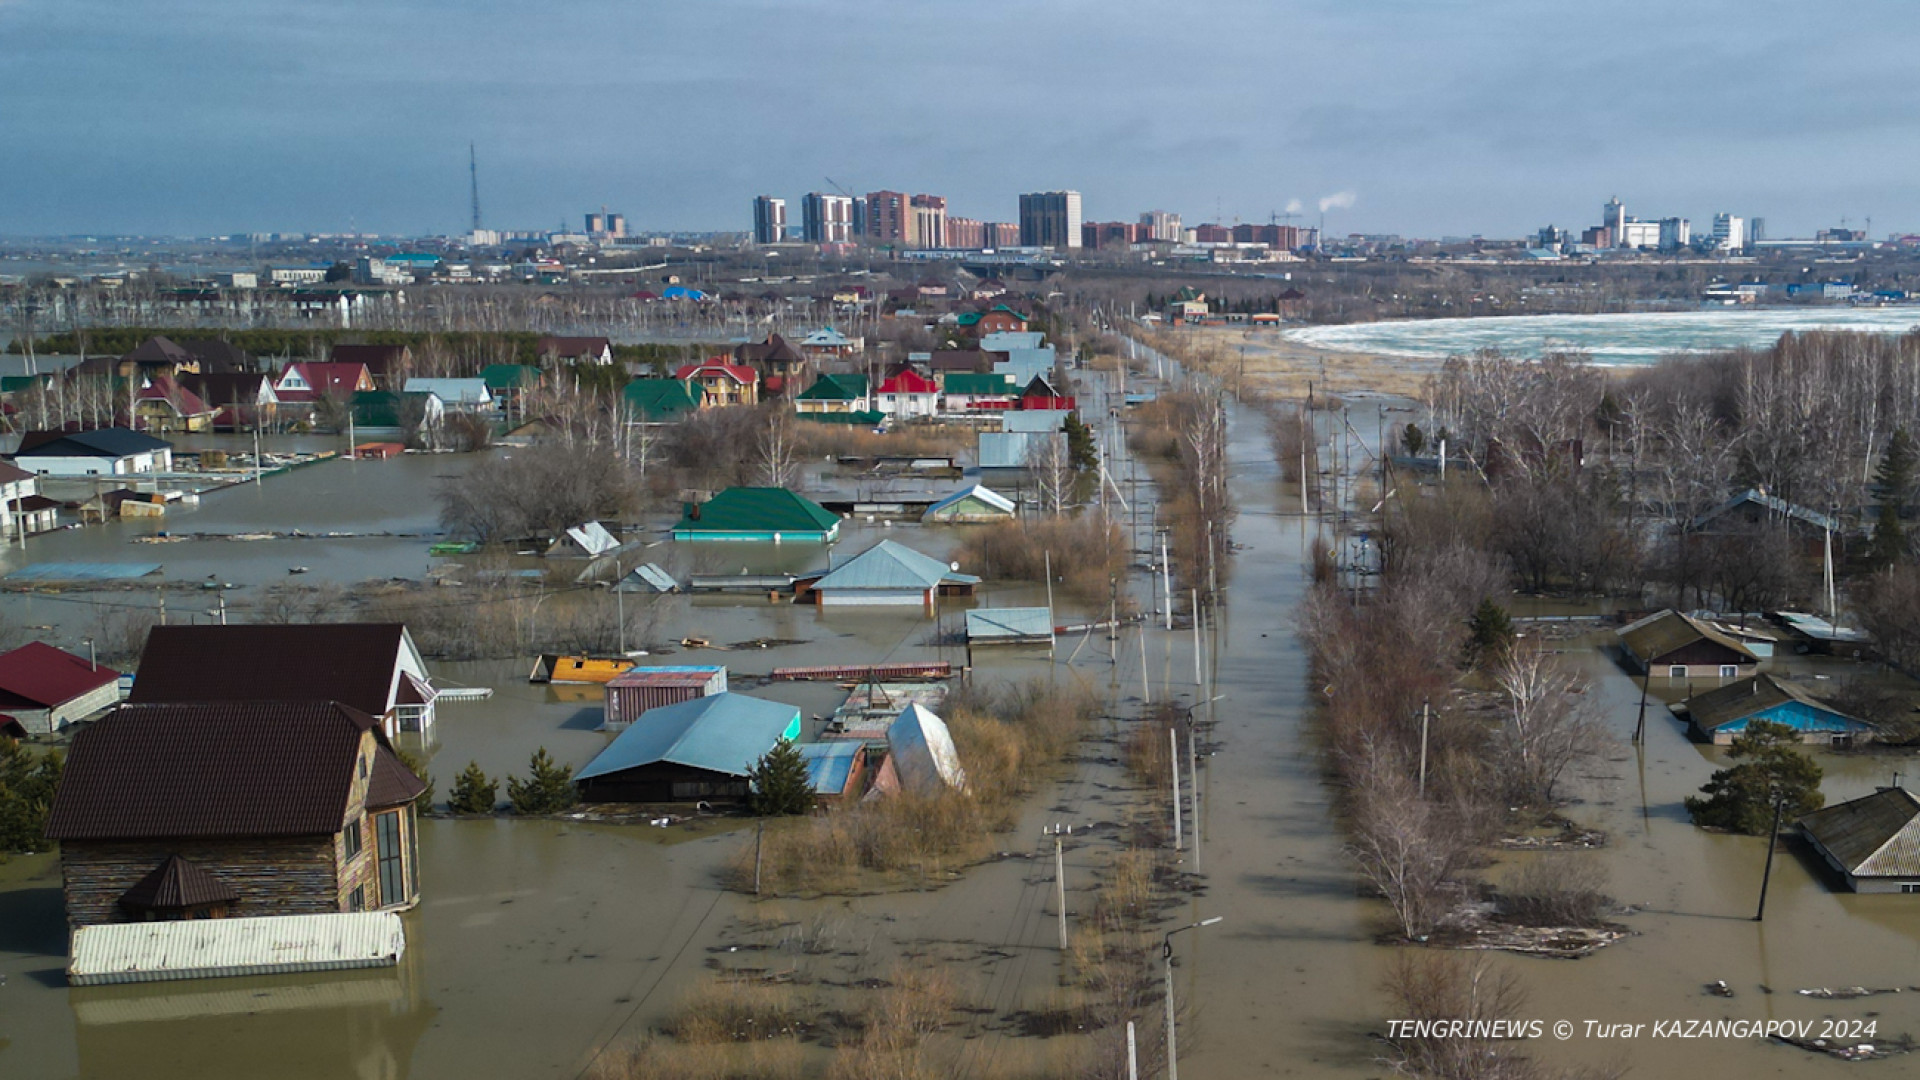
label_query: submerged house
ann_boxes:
[0,641,123,734]
[602,665,728,730]
[799,741,868,803]
[574,692,802,802]
[11,428,175,477]
[1799,787,1920,893]
[1681,674,1876,746]
[128,623,438,738]
[922,483,1017,523]
[797,539,978,608]
[1617,610,1761,681]
[44,700,426,927]
[879,703,967,796]
[673,487,841,543]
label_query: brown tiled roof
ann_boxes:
[0,460,35,484]
[122,336,195,365]
[366,747,426,809]
[1617,610,1757,665]
[45,701,381,840]
[1800,787,1920,877]
[128,623,409,717]
[120,854,240,910]
[176,339,252,373]
[536,336,611,359]
[734,334,806,366]
[330,344,408,373]
[926,349,987,373]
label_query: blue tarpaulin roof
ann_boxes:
[576,692,801,780]
[7,562,164,582]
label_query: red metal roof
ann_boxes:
[0,641,121,711]
[879,371,938,394]
[45,701,406,841]
[673,361,758,384]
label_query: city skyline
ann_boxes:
[4,1,1919,238]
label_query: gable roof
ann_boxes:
[811,539,976,593]
[676,487,840,535]
[175,339,252,372]
[45,701,408,840]
[14,427,173,459]
[481,363,542,390]
[799,741,862,795]
[0,460,34,485]
[734,334,806,365]
[1684,673,1866,733]
[878,371,938,395]
[887,703,966,794]
[536,335,611,359]
[122,336,195,366]
[1690,488,1841,533]
[0,641,121,710]
[800,328,853,348]
[120,854,240,911]
[796,372,868,401]
[1617,609,1759,665]
[576,692,800,780]
[135,375,213,416]
[1800,787,1920,878]
[180,372,275,407]
[926,349,988,374]
[942,372,1014,395]
[1021,374,1063,398]
[127,623,417,717]
[329,344,408,372]
[672,361,758,384]
[402,377,492,405]
[622,377,700,417]
[924,484,1016,518]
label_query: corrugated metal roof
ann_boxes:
[966,607,1056,643]
[887,704,966,795]
[675,487,841,536]
[119,855,239,911]
[558,521,620,557]
[923,484,1017,521]
[1800,788,1920,878]
[1617,610,1758,665]
[129,623,417,719]
[577,692,801,780]
[69,912,406,986]
[1684,674,1866,733]
[799,741,862,795]
[979,431,1044,469]
[1001,410,1069,433]
[979,331,1045,351]
[0,641,121,710]
[811,540,977,593]
[607,665,727,688]
[1691,489,1839,533]
[622,563,681,593]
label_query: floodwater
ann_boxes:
[7,359,1920,1078]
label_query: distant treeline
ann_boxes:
[6,328,717,372]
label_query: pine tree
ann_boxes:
[447,761,498,815]
[1063,413,1098,472]
[396,749,436,812]
[1401,423,1426,457]
[748,739,815,816]
[1465,598,1515,667]
[508,747,578,814]
[1684,721,1824,834]
[1872,428,1917,566]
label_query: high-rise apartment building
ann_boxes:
[607,213,627,239]
[1658,217,1690,252]
[910,194,947,249]
[1140,210,1182,242]
[946,217,984,250]
[585,212,606,235]
[864,191,910,245]
[984,222,1020,248]
[1712,213,1746,252]
[1602,197,1628,243]
[802,193,853,243]
[1019,191,1083,248]
[752,196,787,244]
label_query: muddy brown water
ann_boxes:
[7,383,1920,1077]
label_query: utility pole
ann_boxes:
[1171,726,1183,852]
[1161,533,1172,631]
[1189,726,1201,873]
[1191,589,1202,691]
[1633,669,1651,744]
[1163,917,1223,1080]
[1417,699,1430,798]
[1754,794,1785,922]
[1055,832,1069,950]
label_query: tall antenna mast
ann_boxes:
[469,143,482,233]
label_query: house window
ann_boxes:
[350,885,366,912]
[1719,665,1738,679]
[1668,665,1686,679]
[375,809,409,907]
[344,819,363,859]
[359,753,369,779]
[1902,883,1920,894]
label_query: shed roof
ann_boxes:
[14,427,173,459]
[810,539,977,593]
[1684,673,1865,733]
[676,487,840,535]
[799,741,862,795]
[127,623,418,717]
[886,703,966,795]
[1800,787,1920,878]
[0,641,121,710]
[576,692,801,780]
[45,700,418,841]
[68,912,405,986]
[966,607,1056,642]
[1617,609,1758,665]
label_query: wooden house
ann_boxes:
[127,623,438,737]
[133,375,216,433]
[1680,673,1876,746]
[44,700,426,927]
[673,360,760,407]
[574,693,802,803]
[673,487,841,543]
[117,336,202,380]
[1018,374,1076,412]
[0,641,123,734]
[1617,610,1760,681]
[1799,787,1920,893]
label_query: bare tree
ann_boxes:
[1494,642,1606,807]
[1025,433,1072,515]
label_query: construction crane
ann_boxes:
[824,177,856,200]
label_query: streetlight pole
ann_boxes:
[1754,792,1786,922]
[1163,916,1222,1080]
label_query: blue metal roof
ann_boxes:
[979,431,1048,468]
[576,692,801,780]
[966,607,1055,642]
[1001,410,1069,433]
[799,741,862,794]
[811,539,978,593]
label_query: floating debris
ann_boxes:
[1706,980,1735,998]
[1773,1034,1915,1061]
[1797,986,1908,1000]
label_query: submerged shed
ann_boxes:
[799,741,869,802]
[69,912,407,986]
[1799,787,1920,893]
[884,703,967,796]
[575,692,802,802]
[602,666,728,730]
[921,484,1017,524]
[966,607,1056,646]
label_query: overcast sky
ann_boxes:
[4,0,1918,239]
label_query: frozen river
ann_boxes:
[1286,307,1920,366]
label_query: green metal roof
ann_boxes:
[577,693,802,780]
[676,487,840,535]
[480,364,540,390]
[941,372,1014,395]
[796,372,868,401]
[623,378,700,418]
